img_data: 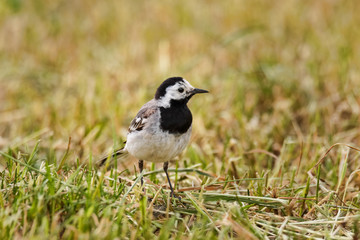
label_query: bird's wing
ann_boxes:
[128,101,158,133]
[98,100,158,167]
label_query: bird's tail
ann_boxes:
[97,147,128,167]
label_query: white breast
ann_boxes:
[125,119,192,163]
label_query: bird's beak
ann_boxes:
[189,88,209,95]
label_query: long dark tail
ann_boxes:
[97,147,127,167]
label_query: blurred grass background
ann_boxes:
[2,0,360,174]
[1,0,360,238]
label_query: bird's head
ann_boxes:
[155,77,208,108]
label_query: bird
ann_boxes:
[98,77,208,199]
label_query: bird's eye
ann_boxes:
[178,87,184,93]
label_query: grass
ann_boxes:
[1,0,360,239]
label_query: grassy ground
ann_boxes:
[1,0,360,239]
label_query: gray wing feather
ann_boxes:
[128,99,158,133]
[97,99,158,167]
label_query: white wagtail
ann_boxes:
[98,77,208,198]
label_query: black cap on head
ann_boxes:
[155,77,184,99]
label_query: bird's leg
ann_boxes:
[139,160,153,202]
[163,161,181,201]
[139,160,144,186]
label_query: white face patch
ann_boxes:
[158,79,195,108]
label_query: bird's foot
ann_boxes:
[170,191,182,202]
